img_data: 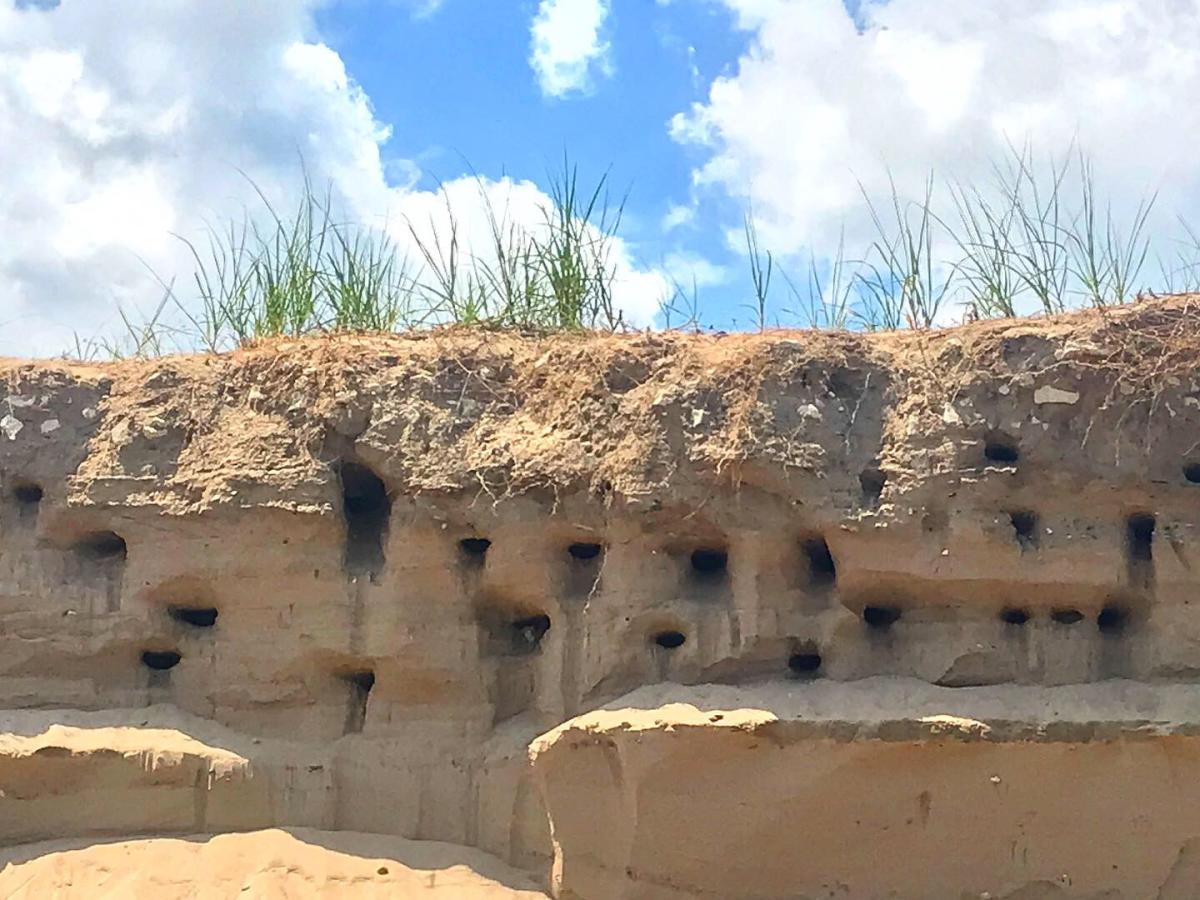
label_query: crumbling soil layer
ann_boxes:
[4,296,1200,897]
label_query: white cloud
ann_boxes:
[529,0,613,98]
[673,0,1200,264]
[402,0,445,18]
[661,203,696,232]
[0,0,663,354]
[662,251,730,289]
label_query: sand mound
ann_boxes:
[0,828,549,899]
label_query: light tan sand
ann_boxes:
[0,828,549,899]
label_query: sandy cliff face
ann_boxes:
[2,297,1200,897]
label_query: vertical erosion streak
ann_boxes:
[561,599,584,720]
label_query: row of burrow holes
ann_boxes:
[6,433,1173,687]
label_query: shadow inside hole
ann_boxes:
[802,537,837,587]
[1127,513,1155,562]
[859,468,886,506]
[1126,512,1155,590]
[1008,510,1039,549]
[1098,605,1130,635]
[690,548,728,580]
[653,630,686,649]
[863,605,901,630]
[73,531,127,561]
[511,614,551,653]
[1051,608,1084,625]
[341,670,375,734]
[169,606,219,628]
[460,537,492,561]
[787,650,822,677]
[12,482,42,506]
[983,431,1019,464]
[568,542,603,561]
[565,542,604,598]
[339,462,390,578]
[1185,463,1200,485]
[141,650,181,671]
[1000,607,1030,626]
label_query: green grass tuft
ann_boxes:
[71,147,1191,359]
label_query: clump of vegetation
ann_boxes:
[76,145,1182,358]
[738,144,1160,332]
[79,157,632,358]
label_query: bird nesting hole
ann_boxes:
[478,603,551,657]
[141,650,181,671]
[863,605,901,630]
[12,482,43,507]
[1000,607,1030,626]
[802,536,836,587]
[567,542,603,561]
[787,647,822,677]
[73,531,127,561]
[340,670,375,734]
[983,431,1019,464]
[1127,513,1155,563]
[169,606,219,628]
[1097,605,1130,635]
[689,547,728,580]
[1008,510,1039,549]
[459,537,492,562]
[859,468,886,507]
[653,630,686,650]
[511,615,551,652]
[339,462,390,577]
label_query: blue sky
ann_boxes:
[314,0,754,325]
[4,0,1200,353]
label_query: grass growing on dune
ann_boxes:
[83,158,633,358]
[77,145,1193,359]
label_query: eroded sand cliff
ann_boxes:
[3,297,1200,897]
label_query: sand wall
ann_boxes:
[2,298,1200,896]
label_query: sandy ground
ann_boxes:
[0,828,549,898]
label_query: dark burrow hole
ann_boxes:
[983,431,1020,465]
[460,537,492,560]
[1009,510,1039,549]
[1185,463,1200,484]
[1097,605,1130,635]
[141,650,181,671]
[788,651,822,676]
[653,630,686,649]
[1127,513,1155,563]
[863,605,901,630]
[511,614,551,653]
[690,548,728,578]
[169,606,219,628]
[1051,608,1084,625]
[340,462,390,577]
[342,670,375,734]
[73,531,127,561]
[1000,608,1030,626]
[12,482,43,506]
[802,537,837,587]
[859,468,886,506]
[568,542,603,561]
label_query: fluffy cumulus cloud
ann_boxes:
[673,0,1200,261]
[529,0,613,98]
[0,0,661,355]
